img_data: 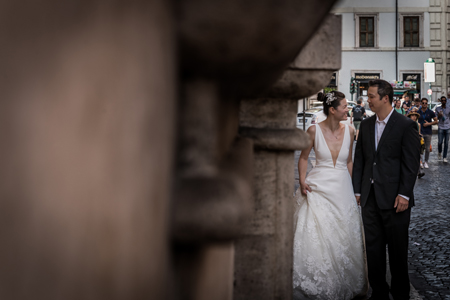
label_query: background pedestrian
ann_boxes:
[402,102,409,113]
[435,96,450,162]
[407,111,425,178]
[418,98,438,168]
[351,99,366,140]
[403,95,412,108]
[394,99,405,115]
[411,98,421,113]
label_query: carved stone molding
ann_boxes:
[260,14,343,99]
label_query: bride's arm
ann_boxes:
[298,126,315,195]
[347,126,355,177]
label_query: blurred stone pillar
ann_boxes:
[0,1,176,299]
[234,14,342,300]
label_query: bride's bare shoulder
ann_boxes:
[348,124,355,136]
[305,125,316,143]
[306,124,317,135]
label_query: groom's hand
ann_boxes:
[394,195,409,213]
[355,195,361,206]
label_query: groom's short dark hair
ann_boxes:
[369,79,394,104]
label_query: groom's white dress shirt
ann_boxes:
[355,108,409,201]
[375,107,394,150]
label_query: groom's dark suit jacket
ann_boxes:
[353,110,421,209]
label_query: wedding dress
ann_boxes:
[293,124,368,300]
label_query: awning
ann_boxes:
[394,90,418,95]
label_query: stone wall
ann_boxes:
[429,0,450,97]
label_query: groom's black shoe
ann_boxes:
[367,293,391,300]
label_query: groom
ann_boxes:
[353,79,421,300]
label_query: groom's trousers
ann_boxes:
[362,186,411,300]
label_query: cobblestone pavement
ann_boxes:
[293,134,450,299]
[408,134,450,300]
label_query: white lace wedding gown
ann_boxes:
[293,124,368,300]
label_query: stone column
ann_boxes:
[173,2,339,300]
[234,14,342,300]
[235,99,309,300]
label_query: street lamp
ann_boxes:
[424,57,435,101]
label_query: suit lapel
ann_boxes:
[369,116,376,154]
[377,110,399,152]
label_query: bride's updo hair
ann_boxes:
[317,91,346,116]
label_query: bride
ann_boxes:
[293,91,368,299]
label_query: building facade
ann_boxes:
[332,0,449,103]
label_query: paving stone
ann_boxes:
[405,135,450,300]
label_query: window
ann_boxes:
[360,17,374,47]
[355,14,378,48]
[399,14,423,48]
[404,17,419,47]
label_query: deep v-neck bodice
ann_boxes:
[314,124,349,169]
